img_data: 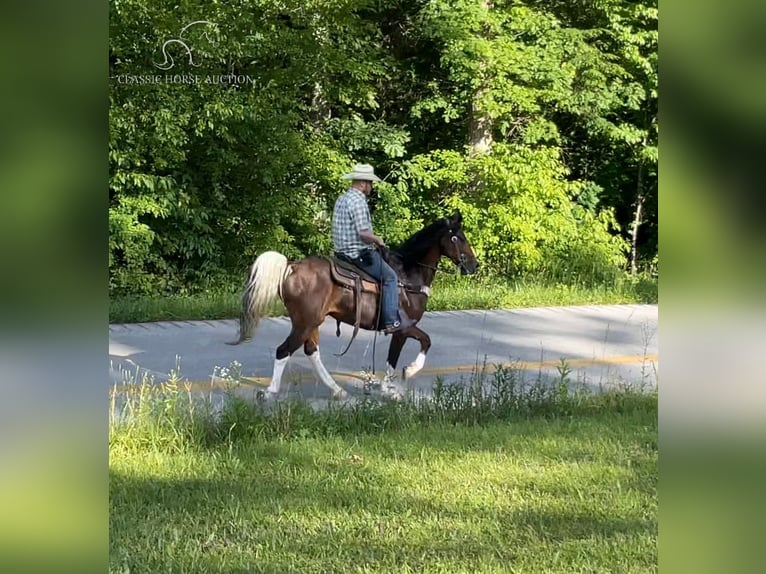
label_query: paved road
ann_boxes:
[109,304,657,401]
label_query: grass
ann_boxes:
[428,272,657,311]
[110,368,657,573]
[109,271,657,323]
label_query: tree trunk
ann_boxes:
[630,186,645,275]
[630,146,646,274]
[310,18,331,128]
[630,115,651,275]
[468,88,493,156]
[468,0,493,157]
[310,81,331,127]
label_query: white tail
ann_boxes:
[228,251,291,345]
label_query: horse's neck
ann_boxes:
[411,248,440,287]
[388,244,441,286]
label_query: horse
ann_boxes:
[228,210,478,399]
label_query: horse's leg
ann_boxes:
[385,332,407,382]
[304,328,348,400]
[378,327,430,400]
[266,326,310,395]
[402,326,432,380]
[379,332,407,399]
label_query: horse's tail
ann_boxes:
[227,251,292,345]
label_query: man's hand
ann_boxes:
[359,229,386,248]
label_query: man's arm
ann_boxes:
[358,228,385,248]
[349,194,385,248]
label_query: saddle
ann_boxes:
[327,256,380,294]
[323,255,384,356]
[323,255,430,356]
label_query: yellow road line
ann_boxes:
[414,353,658,378]
[111,354,657,393]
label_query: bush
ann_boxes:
[389,144,628,283]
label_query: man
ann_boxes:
[332,163,415,335]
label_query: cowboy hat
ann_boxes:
[341,163,382,182]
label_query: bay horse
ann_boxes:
[229,210,478,399]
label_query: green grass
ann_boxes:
[109,272,657,323]
[110,372,657,573]
[428,272,657,311]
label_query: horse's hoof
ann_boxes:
[404,366,420,380]
[257,389,278,402]
[381,386,403,401]
[332,389,349,401]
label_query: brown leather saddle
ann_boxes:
[323,255,428,356]
[323,255,384,355]
[327,256,380,294]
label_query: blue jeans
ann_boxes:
[355,249,399,326]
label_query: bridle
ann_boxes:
[416,229,469,274]
[449,232,470,273]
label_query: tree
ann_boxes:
[109,0,657,295]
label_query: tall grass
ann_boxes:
[110,362,656,450]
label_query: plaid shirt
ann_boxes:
[332,188,372,258]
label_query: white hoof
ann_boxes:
[404,365,421,380]
[332,388,349,401]
[403,352,426,380]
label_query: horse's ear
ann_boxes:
[452,210,463,226]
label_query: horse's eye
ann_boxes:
[450,235,458,244]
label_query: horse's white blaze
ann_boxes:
[404,352,427,380]
[266,356,289,394]
[308,350,347,399]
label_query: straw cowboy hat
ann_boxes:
[341,163,382,182]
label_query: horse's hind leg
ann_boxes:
[304,328,348,400]
[266,326,310,395]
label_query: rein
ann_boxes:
[416,261,462,276]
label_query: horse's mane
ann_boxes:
[392,218,450,269]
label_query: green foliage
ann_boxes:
[394,144,627,280]
[109,0,658,297]
[110,362,656,572]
